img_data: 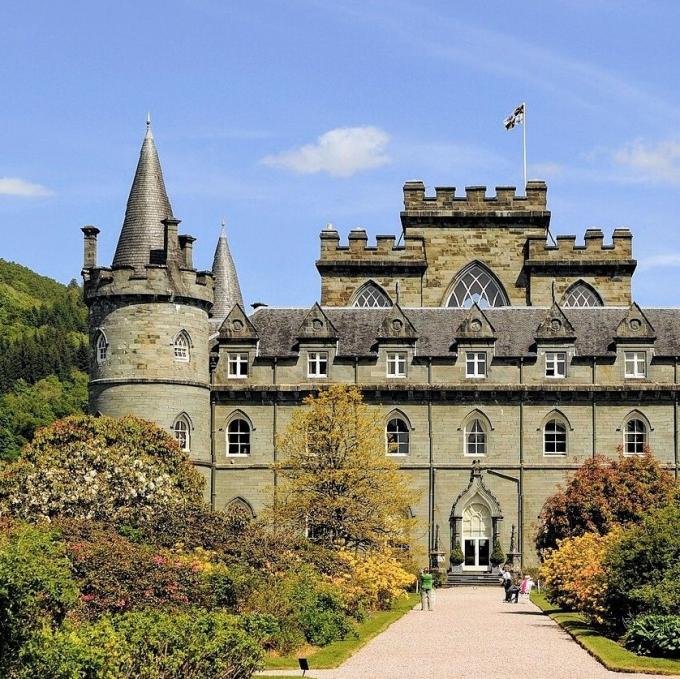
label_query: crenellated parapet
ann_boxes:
[83,264,214,309]
[525,228,635,270]
[401,180,550,228]
[317,226,426,273]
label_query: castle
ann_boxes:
[81,123,680,570]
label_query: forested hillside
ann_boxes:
[0,259,88,460]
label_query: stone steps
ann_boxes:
[444,572,501,588]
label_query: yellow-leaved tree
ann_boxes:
[275,386,418,553]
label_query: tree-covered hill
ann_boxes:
[0,259,88,460]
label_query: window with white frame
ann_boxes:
[228,353,249,378]
[95,331,107,364]
[386,417,409,455]
[624,351,646,378]
[625,418,647,455]
[387,351,407,378]
[466,351,487,378]
[307,351,328,378]
[227,418,251,456]
[173,331,191,362]
[545,352,567,378]
[465,419,487,456]
[544,419,567,455]
[173,415,190,452]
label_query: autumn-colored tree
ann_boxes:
[535,453,675,554]
[275,386,418,551]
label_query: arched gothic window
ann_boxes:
[544,419,567,455]
[227,418,251,456]
[465,419,487,456]
[173,331,191,362]
[95,331,108,364]
[447,263,509,308]
[173,415,190,452]
[625,418,647,455]
[562,282,603,308]
[353,281,392,308]
[386,417,409,455]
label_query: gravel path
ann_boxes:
[257,586,668,679]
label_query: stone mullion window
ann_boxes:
[307,351,328,378]
[386,351,407,378]
[624,351,647,378]
[466,351,487,378]
[228,353,249,378]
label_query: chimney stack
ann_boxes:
[81,225,100,269]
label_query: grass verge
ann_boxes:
[264,593,419,670]
[531,591,680,675]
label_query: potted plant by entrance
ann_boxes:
[449,542,465,573]
[490,539,505,574]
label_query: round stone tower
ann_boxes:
[81,121,214,482]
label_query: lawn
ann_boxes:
[264,593,419,670]
[531,591,680,675]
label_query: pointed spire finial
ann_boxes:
[145,112,153,139]
[220,219,226,238]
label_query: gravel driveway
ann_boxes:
[257,586,669,679]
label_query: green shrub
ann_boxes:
[239,612,281,650]
[449,542,464,565]
[0,522,79,672]
[490,540,505,566]
[602,496,680,629]
[625,615,680,658]
[17,609,263,679]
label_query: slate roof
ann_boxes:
[211,225,244,323]
[112,124,174,272]
[248,307,680,358]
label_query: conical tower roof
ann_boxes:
[211,223,244,322]
[112,118,174,271]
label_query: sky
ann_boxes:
[1,0,680,307]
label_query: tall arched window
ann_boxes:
[353,281,392,308]
[386,417,409,455]
[544,419,567,455]
[625,418,647,455]
[465,419,487,456]
[173,330,191,362]
[562,282,603,308]
[173,415,190,452]
[95,330,108,364]
[227,418,251,456]
[447,263,509,308]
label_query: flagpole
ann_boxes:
[522,101,527,193]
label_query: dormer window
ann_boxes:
[466,351,487,378]
[624,351,646,379]
[228,353,249,378]
[95,331,108,364]
[307,351,328,378]
[387,351,407,378]
[545,352,567,378]
[174,331,191,362]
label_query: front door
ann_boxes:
[462,502,491,571]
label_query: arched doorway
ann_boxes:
[462,501,491,571]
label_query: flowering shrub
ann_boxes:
[16,609,263,679]
[330,548,416,613]
[539,529,622,625]
[0,415,203,525]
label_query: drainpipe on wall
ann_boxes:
[210,358,217,511]
[427,357,434,560]
[592,357,597,459]
[272,357,278,509]
[675,358,679,480]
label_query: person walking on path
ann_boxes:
[419,567,434,611]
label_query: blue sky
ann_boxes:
[1,0,680,306]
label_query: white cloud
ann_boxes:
[0,177,54,197]
[262,127,390,177]
[638,254,680,270]
[612,139,680,185]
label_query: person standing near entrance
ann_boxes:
[419,568,434,611]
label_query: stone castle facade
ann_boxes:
[82,124,680,569]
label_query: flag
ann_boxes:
[504,103,525,130]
